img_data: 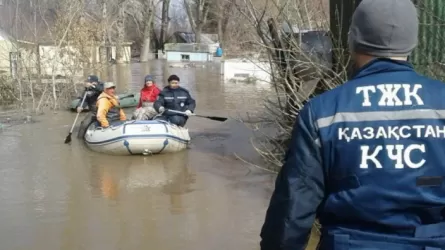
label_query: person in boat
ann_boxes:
[94,82,126,128]
[153,74,196,127]
[260,1,445,250]
[132,74,161,120]
[76,75,104,113]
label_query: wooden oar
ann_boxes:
[65,92,88,144]
[167,109,227,122]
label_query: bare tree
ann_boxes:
[159,0,171,51]
[99,0,110,66]
[215,0,236,48]
[116,0,126,63]
[183,0,210,43]
[140,0,157,61]
[41,1,84,110]
[234,0,336,169]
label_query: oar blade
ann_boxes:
[166,109,228,122]
[203,116,228,122]
[64,133,72,144]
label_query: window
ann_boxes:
[234,73,250,78]
[9,52,21,78]
[181,54,190,61]
[9,52,21,61]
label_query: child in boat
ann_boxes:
[132,75,161,120]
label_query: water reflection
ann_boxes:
[0,60,279,250]
[88,151,194,211]
[114,64,132,93]
[110,61,273,118]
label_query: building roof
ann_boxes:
[0,28,11,41]
[170,32,216,44]
[164,43,211,53]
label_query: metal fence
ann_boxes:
[329,0,445,79]
[410,0,445,78]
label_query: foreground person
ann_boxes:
[132,74,161,120]
[154,75,196,127]
[76,75,104,113]
[94,82,126,128]
[260,0,445,249]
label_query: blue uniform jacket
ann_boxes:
[153,86,196,115]
[260,59,445,250]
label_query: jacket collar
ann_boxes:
[142,84,156,91]
[99,92,119,103]
[166,86,181,91]
[352,58,415,79]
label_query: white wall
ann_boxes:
[1,44,133,77]
[166,51,211,62]
[93,45,132,63]
[222,59,271,83]
[0,40,13,74]
[38,45,84,76]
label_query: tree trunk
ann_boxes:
[216,0,224,47]
[217,0,234,48]
[100,0,108,65]
[217,17,223,47]
[116,0,126,64]
[140,0,155,62]
[159,0,171,51]
[195,23,202,43]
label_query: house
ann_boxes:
[281,23,333,70]
[0,28,18,75]
[164,43,213,62]
[164,32,220,60]
[0,40,133,78]
[0,29,39,77]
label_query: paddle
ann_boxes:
[65,92,88,144]
[167,109,228,122]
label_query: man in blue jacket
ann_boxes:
[260,0,445,249]
[154,74,196,127]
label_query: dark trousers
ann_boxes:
[155,115,188,127]
[77,113,95,139]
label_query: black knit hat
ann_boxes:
[86,75,99,83]
[144,75,154,82]
[167,75,180,82]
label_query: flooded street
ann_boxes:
[0,61,296,250]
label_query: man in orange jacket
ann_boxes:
[94,82,126,128]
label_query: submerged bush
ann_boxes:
[0,76,19,105]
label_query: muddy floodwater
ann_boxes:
[0,61,319,249]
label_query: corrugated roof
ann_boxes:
[172,32,215,44]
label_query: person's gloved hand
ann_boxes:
[185,110,193,116]
[158,106,165,113]
[77,107,83,113]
